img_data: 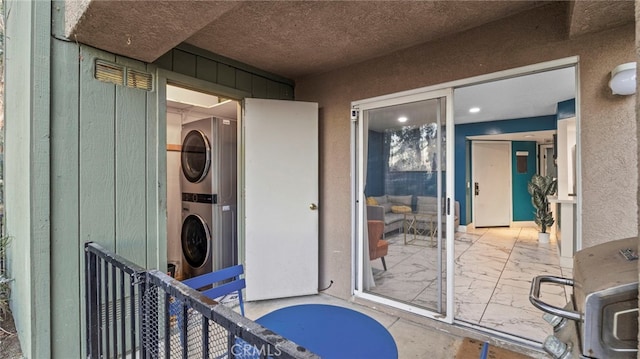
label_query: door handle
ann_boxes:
[309,203,318,210]
[474,182,479,196]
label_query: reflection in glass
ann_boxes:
[362,97,448,315]
[387,123,443,172]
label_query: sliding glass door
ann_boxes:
[353,89,454,322]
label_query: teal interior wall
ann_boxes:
[556,98,576,120]
[455,115,557,225]
[365,130,385,196]
[511,141,537,221]
[366,102,575,225]
[367,117,548,220]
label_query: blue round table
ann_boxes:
[255,304,398,359]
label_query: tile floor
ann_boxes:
[369,225,572,343]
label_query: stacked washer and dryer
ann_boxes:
[180,117,237,278]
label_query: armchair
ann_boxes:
[367,220,388,271]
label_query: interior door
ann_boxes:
[472,141,511,227]
[243,98,319,301]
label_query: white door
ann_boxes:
[243,98,319,301]
[472,141,511,227]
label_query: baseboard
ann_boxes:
[460,222,538,230]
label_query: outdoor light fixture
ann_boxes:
[469,107,480,113]
[398,116,408,123]
[609,62,637,95]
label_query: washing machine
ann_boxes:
[181,195,214,277]
[180,117,237,278]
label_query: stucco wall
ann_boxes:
[295,3,637,299]
[636,1,640,351]
[635,0,640,351]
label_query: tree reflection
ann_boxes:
[387,123,442,172]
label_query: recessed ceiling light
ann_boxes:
[469,107,480,114]
[398,116,408,123]
[524,135,534,138]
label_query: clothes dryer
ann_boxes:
[181,120,213,195]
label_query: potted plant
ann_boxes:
[527,174,557,243]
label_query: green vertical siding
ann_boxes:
[5,0,52,358]
[252,75,268,98]
[49,43,163,357]
[217,63,236,88]
[115,55,149,266]
[28,0,53,354]
[51,39,82,358]
[173,49,197,77]
[11,3,291,355]
[236,70,253,93]
[196,57,218,83]
[154,46,294,100]
[80,46,117,250]
[146,69,165,271]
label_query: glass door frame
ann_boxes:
[351,88,455,323]
[351,56,580,333]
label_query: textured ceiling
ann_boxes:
[68,1,634,81]
[184,1,547,79]
[568,0,635,38]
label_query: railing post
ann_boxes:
[138,272,148,358]
[130,274,138,359]
[85,243,100,358]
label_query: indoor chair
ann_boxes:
[368,220,389,271]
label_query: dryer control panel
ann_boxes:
[182,192,217,204]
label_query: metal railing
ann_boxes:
[85,242,147,358]
[85,242,319,359]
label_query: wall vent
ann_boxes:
[127,69,153,91]
[95,60,125,86]
[94,59,153,91]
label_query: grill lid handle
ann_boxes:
[529,275,582,321]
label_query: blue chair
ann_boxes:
[168,265,246,357]
[182,264,246,316]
